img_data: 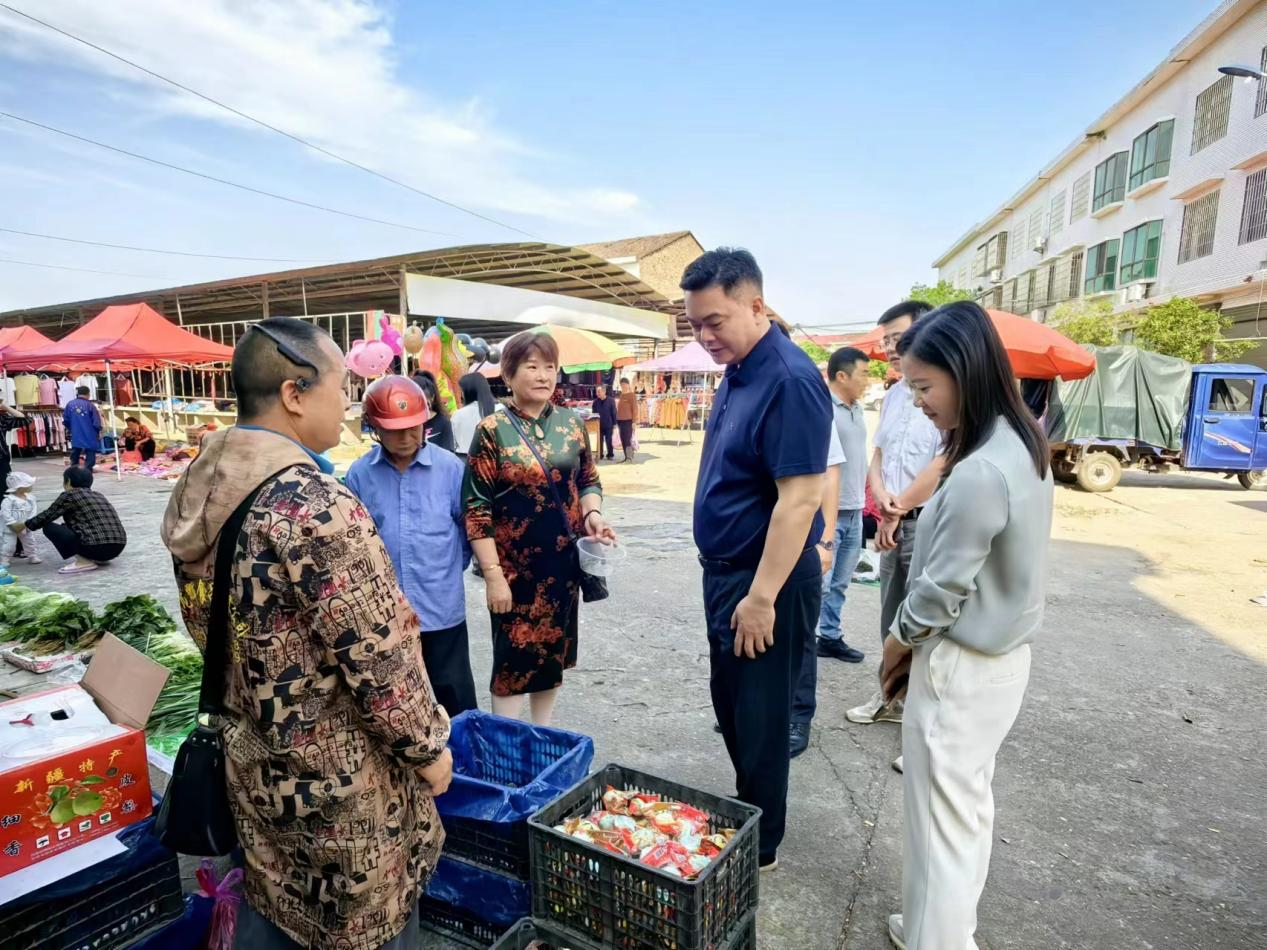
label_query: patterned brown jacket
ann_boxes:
[162,427,448,950]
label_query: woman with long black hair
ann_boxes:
[878,301,1052,950]
[411,370,455,453]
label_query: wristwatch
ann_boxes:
[817,540,835,551]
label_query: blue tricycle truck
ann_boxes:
[1046,346,1267,493]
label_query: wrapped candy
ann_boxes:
[554,787,737,880]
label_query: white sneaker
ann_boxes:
[28,556,42,565]
[888,913,906,949]
[845,690,887,724]
[891,755,903,774]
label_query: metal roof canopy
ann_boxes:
[406,273,672,339]
[0,241,682,337]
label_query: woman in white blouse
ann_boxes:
[879,301,1053,950]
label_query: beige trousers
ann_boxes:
[901,638,1031,949]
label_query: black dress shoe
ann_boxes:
[816,637,865,662]
[789,723,810,758]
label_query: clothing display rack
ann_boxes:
[10,408,68,457]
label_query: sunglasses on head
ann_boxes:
[247,324,318,392]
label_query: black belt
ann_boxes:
[900,507,924,522]
[698,555,759,572]
[698,546,817,572]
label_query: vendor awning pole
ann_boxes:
[105,360,121,481]
[164,366,177,440]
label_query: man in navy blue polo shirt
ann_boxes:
[683,247,832,871]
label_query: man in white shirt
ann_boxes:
[847,301,943,734]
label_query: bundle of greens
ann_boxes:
[0,585,99,654]
[96,594,178,653]
[141,626,205,751]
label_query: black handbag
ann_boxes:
[503,410,609,603]
[154,483,267,855]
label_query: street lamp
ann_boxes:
[1218,64,1265,82]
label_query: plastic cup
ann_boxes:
[576,537,626,577]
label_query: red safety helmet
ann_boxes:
[362,375,428,430]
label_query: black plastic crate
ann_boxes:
[440,711,593,880]
[1,841,182,950]
[417,891,504,949]
[528,764,760,950]
[492,913,756,950]
[442,812,531,879]
[492,917,585,949]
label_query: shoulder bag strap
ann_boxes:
[502,409,576,543]
[198,480,270,716]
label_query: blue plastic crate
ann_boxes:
[437,711,593,878]
[419,856,531,946]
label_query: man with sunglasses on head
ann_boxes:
[346,375,477,718]
[162,318,451,950]
[845,302,944,768]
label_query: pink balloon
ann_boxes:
[346,338,394,378]
[379,315,404,357]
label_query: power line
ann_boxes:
[0,110,455,237]
[0,257,158,278]
[0,226,328,263]
[0,2,538,240]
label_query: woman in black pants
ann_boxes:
[21,467,126,575]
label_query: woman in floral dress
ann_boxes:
[463,332,616,725]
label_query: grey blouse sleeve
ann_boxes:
[891,458,1009,645]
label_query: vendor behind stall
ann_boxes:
[21,467,126,574]
[122,416,156,461]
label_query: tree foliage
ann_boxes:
[908,281,975,309]
[797,339,830,364]
[1133,297,1255,364]
[1050,299,1121,348]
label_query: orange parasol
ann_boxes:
[848,309,1095,381]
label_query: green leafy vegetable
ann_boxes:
[96,595,178,652]
[0,586,98,654]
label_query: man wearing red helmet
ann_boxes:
[347,375,477,716]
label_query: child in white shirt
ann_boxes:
[2,472,43,567]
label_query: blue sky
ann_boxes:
[0,0,1215,327]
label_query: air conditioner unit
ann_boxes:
[988,268,1002,284]
[1126,282,1150,302]
[1031,309,1047,323]
[1033,237,1047,255]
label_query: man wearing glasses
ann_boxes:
[845,301,944,764]
[162,318,452,950]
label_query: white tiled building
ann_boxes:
[933,0,1267,366]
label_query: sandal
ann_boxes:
[58,563,100,575]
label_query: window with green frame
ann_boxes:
[1128,120,1173,191]
[1119,220,1163,283]
[1092,152,1128,212]
[1085,239,1119,294]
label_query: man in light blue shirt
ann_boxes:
[816,346,872,660]
[346,375,477,716]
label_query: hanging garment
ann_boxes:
[37,377,57,406]
[113,376,135,406]
[13,375,39,406]
[57,378,77,407]
[0,377,14,407]
[74,374,99,400]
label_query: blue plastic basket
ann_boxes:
[437,711,594,878]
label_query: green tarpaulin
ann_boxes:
[1046,345,1191,452]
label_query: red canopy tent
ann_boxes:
[2,303,233,372]
[0,326,56,357]
[3,303,234,478]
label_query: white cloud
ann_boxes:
[0,0,641,225]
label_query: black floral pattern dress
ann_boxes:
[463,404,602,697]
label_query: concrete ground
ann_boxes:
[8,436,1265,950]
